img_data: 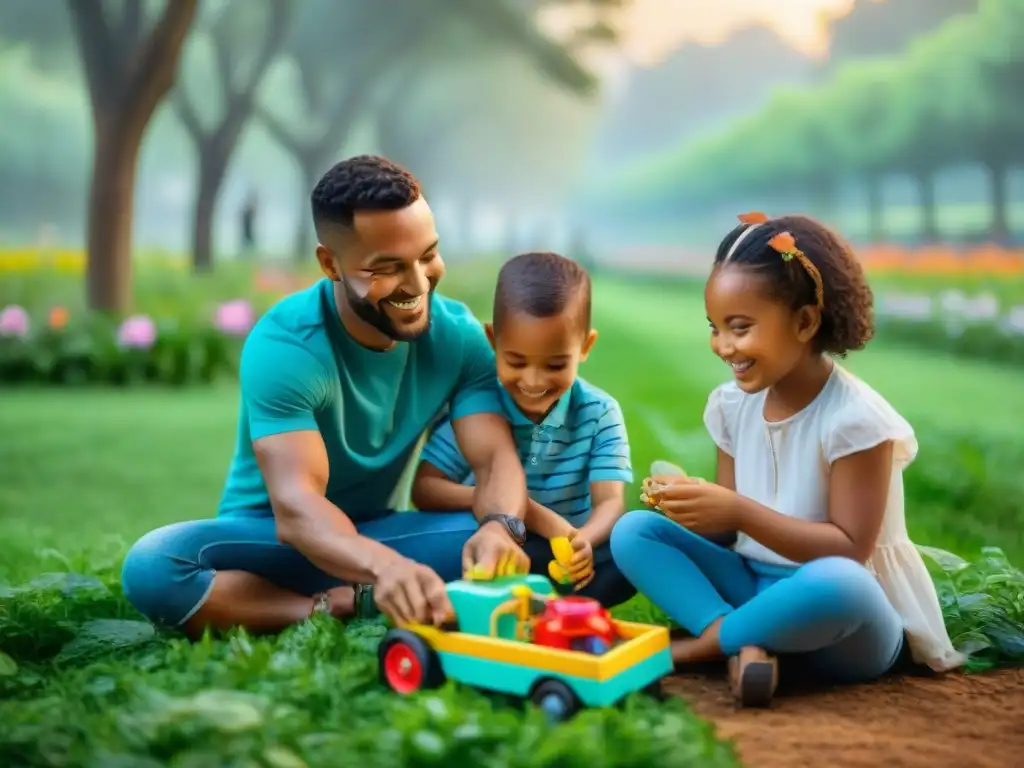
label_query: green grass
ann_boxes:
[2,271,1024,765]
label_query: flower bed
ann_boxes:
[859,244,1024,277]
[0,299,258,386]
[0,252,321,387]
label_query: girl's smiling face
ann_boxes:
[704,265,819,394]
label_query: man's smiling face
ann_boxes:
[317,196,445,345]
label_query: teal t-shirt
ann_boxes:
[217,279,502,521]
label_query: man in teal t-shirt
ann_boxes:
[121,155,531,636]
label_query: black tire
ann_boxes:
[530,678,581,722]
[378,628,445,693]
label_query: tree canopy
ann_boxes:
[589,0,1023,243]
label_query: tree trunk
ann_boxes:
[915,171,939,243]
[67,0,199,314]
[191,152,230,272]
[85,118,145,313]
[293,157,320,264]
[986,161,1010,243]
[175,0,293,272]
[865,173,885,243]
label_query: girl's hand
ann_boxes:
[651,479,743,534]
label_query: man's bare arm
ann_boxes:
[254,431,405,582]
[451,412,528,521]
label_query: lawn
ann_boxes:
[2,272,1023,766]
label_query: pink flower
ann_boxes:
[117,315,157,350]
[214,299,255,336]
[0,305,29,338]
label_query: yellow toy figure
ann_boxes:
[489,584,548,641]
[548,536,595,590]
[465,554,531,581]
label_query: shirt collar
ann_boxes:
[499,380,575,429]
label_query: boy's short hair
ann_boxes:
[492,252,592,334]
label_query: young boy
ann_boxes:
[411,252,636,608]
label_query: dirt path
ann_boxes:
[665,667,1024,768]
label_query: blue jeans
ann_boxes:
[122,511,636,627]
[121,511,479,627]
[610,510,906,684]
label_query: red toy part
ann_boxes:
[533,596,618,654]
[382,640,425,693]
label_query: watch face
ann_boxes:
[508,517,527,539]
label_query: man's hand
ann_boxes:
[373,557,453,627]
[567,529,595,587]
[462,523,530,579]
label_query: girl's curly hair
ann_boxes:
[713,214,874,356]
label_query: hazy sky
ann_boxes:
[542,0,881,66]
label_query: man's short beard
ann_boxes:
[343,279,433,342]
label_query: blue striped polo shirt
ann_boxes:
[419,377,633,529]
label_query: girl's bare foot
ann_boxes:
[728,646,778,708]
[670,617,726,665]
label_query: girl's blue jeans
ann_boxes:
[610,510,906,684]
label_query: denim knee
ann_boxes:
[799,556,889,620]
[609,509,661,560]
[121,522,209,628]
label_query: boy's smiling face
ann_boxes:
[486,305,597,421]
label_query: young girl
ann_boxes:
[610,212,965,707]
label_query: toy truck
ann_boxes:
[377,573,672,721]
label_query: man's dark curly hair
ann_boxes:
[713,214,874,356]
[493,252,592,335]
[310,155,421,240]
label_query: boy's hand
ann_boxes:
[567,529,595,585]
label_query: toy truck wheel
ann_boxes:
[530,678,580,722]
[642,679,666,701]
[378,629,444,695]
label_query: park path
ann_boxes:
[665,666,1024,767]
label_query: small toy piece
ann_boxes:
[465,554,529,582]
[547,535,594,590]
[533,595,618,655]
[377,573,672,722]
[641,459,705,508]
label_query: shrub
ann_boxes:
[0,300,256,387]
[874,289,1024,366]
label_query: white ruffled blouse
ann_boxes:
[703,363,965,672]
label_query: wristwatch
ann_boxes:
[480,513,527,546]
[354,583,379,619]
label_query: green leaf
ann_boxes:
[0,651,18,676]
